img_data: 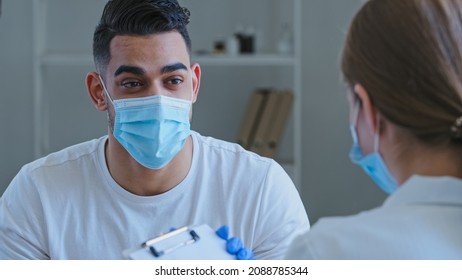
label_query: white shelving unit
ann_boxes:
[184,0,303,188]
[32,0,302,188]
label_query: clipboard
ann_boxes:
[123,224,235,260]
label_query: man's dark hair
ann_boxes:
[93,0,191,75]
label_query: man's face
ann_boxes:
[102,32,200,128]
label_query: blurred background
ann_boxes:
[0,0,386,223]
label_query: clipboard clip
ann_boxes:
[142,226,201,258]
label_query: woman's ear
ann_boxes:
[354,83,379,133]
[86,72,108,111]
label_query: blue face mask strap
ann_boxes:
[350,99,361,145]
[98,74,115,105]
[374,114,381,153]
[352,98,381,153]
[98,74,116,134]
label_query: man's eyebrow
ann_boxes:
[114,65,146,77]
[160,62,188,74]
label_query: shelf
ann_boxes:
[39,53,297,67]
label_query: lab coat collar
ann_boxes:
[383,175,462,208]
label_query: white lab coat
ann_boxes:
[286,175,462,259]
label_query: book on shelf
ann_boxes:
[236,88,269,149]
[263,90,293,158]
[236,89,293,158]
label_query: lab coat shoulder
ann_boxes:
[285,206,402,260]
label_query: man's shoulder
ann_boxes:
[191,131,272,163]
[23,136,107,174]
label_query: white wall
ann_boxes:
[0,0,35,194]
[0,0,386,223]
[300,0,387,222]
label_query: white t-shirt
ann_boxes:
[0,131,309,260]
[285,175,462,259]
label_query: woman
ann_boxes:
[286,0,462,259]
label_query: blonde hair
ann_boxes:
[342,0,462,145]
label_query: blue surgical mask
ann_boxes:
[100,77,192,169]
[349,101,398,194]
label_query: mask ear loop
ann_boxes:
[189,82,196,104]
[187,84,195,115]
[374,114,381,153]
[98,74,117,134]
[98,75,114,105]
[350,99,361,145]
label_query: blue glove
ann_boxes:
[226,237,243,254]
[216,225,229,240]
[236,247,254,260]
[215,225,255,260]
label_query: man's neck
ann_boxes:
[104,134,193,196]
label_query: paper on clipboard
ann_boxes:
[123,224,235,260]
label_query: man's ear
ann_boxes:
[354,83,380,133]
[190,63,201,103]
[86,72,107,111]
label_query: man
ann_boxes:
[0,0,309,259]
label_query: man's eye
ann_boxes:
[167,78,183,85]
[122,81,143,88]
